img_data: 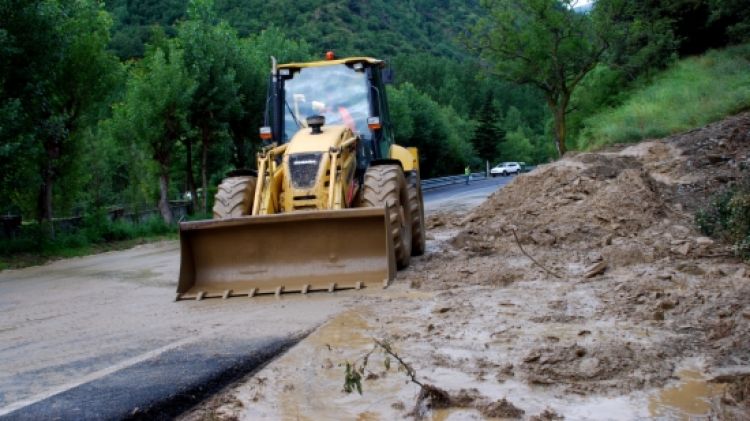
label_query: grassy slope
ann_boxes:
[579,43,750,149]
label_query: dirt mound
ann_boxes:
[469,155,666,249]
[414,113,750,400]
[478,398,525,418]
[454,112,750,271]
[521,342,672,392]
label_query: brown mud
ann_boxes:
[182,113,750,420]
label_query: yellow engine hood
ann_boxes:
[286,124,354,154]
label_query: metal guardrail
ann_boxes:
[421,172,487,191]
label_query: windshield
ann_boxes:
[283,64,369,140]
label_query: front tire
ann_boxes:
[360,165,412,269]
[407,171,425,256]
[212,176,256,219]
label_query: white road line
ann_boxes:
[0,335,203,416]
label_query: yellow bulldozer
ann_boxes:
[176,55,425,300]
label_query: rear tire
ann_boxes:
[212,176,256,219]
[407,171,425,256]
[360,165,412,269]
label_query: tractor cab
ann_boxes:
[261,56,395,173]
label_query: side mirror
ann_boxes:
[382,69,395,84]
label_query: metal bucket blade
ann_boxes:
[176,207,395,300]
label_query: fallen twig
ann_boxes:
[511,229,563,279]
[373,339,424,387]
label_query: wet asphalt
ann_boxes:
[422,174,514,211]
[2,337,298,421]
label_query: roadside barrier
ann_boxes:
[421,173,487,191]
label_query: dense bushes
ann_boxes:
[0,215,175,258]
[697,173,750,259]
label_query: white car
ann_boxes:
[491,162,521,176]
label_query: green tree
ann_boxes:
[600,1,678,81]
[230,28,311,170]
[473,0,615,157]
[179,0,242,213]
[0,0,120,226]
[388,83,477,177]
[710,0,750,43]
[471,95,504,162]
[112,45,195,223]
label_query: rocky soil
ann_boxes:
[182,113,750,420]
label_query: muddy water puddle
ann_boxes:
[308,309,376,349]
[237,308,422,420]
[648,369,726,419]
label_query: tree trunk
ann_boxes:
[37,169,55,238]
[547,94,570,158]
[201,139,208,214]
[38,139,58,237]
[184,138,198,213]
[39,164,54,222]
[553,107,567,157]
[158,167,174,225]
[232,134,246,169]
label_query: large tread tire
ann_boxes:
[360,165,412,269]
[407,171,426,256]
[212,176,256,219]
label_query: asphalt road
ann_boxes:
[0,175,513,420]
[423,175,514,214]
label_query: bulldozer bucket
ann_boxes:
[176,207,396,300]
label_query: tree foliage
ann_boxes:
[0,0,120,224]
[388,83,477,177]
[111,44,195,223]
[471,95,504,162]
[105,0,481,60]
[473,0,614,156]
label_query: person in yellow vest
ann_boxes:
[465,165,470,185]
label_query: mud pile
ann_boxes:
[406,113,750,410]
[454,112,750,272]
[458,154,675,271]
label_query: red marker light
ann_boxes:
[325,51,335,60]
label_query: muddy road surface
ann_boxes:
[182,114,750,421]
[0,176,510,419]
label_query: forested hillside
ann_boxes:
[1,0,749,260]
[108,0,480,60]
[104,0,553,172]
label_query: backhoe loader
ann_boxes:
[176,55,425,300]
